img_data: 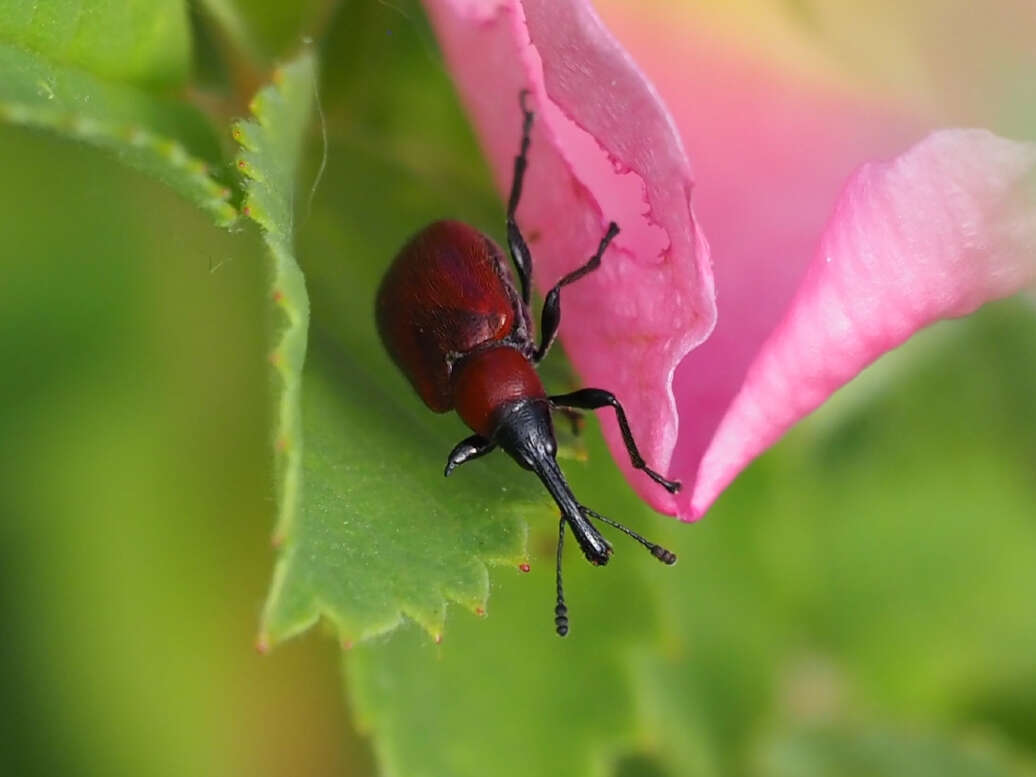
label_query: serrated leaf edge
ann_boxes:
[260,498,535,650]
[230,53,315,651]
[0,100,238,227]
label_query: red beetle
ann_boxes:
[377,93,678,636]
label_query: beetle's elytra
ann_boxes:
[376,92,679,636]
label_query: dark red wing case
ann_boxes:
[376,220,522,411]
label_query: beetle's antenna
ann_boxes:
[582,505,677,565]
[555,517,569,636]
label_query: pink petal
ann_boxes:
[590,4,923,517]
[579,3,1036,518]
[422,0,715,508]
[689,129,1036,515]
[425,1,1036,522]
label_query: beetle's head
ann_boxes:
[492,399,611,565]
[492,398,556,472]
[487,397,677,637]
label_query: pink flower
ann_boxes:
[422,0,1036,519]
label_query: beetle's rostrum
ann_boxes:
[376,91,679,636]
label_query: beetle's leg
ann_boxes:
[549,387,681,494]
[444,435,497,477]
[507,91,535,306]
[554,516,569,637]
[533,223,619,363]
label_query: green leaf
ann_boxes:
[345,444,668,777]
[254,17,545,647]
[261,355,535,644]
[230,51,317,650]
[0,43,236,226]
[0,0,191,87]
[231,47,521,648]
[756,726,1036,777]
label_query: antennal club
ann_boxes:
[554,517,569,636]
[582,505,677,565]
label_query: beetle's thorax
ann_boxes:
[451,346,545,438]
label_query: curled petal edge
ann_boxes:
[422,2,1035,522]
[423,0,715,513]
[682,129,1036,518]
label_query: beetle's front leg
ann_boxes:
[550,388,681,493]
[444,435,497,477]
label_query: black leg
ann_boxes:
[554,516,569,636]
[549,387,681,494]
[444,435,496,477]
[534,223,619,363]
[507,91,535,306]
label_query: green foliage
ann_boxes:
[261,355,534,644]
[235,45,535,647]
[3,2,1036,777]
[231,51,316,564]
[0,0,190,87]
[0,43,235,225]
[196,0,331,62]
[348,566,656,777]
[757,727,1035,777]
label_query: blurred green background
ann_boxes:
[1,1,1034,776]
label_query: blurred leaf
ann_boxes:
[0,0,190,87]
[197,0,331,62]
[0,43,236,225]
[756,726,1036,777]
[0,121,367,777]
[629,302,1036,775]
